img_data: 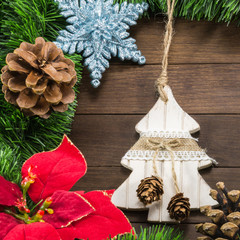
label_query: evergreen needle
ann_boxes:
[0,0,83,184]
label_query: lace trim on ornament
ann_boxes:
[139,131,196,139]
[122,150,217,164]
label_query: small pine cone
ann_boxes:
[136,176,164,205]
[1,37,77,118]
[167,192,190,222]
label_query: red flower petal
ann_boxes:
[22,135,87,203]
[57,190,134,240]
[43,190,94,228]
[76,190,115,199]
[3,222,61,240]
[75,191,85,195]
[0,213,21,239]
[102,189,115,198]
[0,176,22,206]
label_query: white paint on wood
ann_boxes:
[135,86,200,134]
[112,86,217,222]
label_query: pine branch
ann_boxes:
[0,0,83,184]
[77,225,184,240]
[0,0,65,48]
[0,54,82,184]
[114,0,240,25]
[0,143,22,183]
[116,225,184,240]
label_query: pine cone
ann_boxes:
[196,182,240,240]
[167,192,190,222]
[1,37,77,118]
[136,176,164,205]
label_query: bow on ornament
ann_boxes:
[0,135,133,240]
[147,138,181,151]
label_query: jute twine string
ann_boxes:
[150,0,181,195]
[156,0,176,102]
[147,139,181,193]
[131,137,201,151]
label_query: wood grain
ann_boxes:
[76,64,240,114]
[70,115,240,167]
[72,167,240,195]
[71,17,240,238]
[113,18,240,65]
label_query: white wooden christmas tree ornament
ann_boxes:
[112,0,218,222]
[112,86,217,222]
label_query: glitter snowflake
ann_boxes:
[54,0,148,87]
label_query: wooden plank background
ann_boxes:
[70,17,240,239]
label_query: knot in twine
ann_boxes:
[147,138,181,193]
[147,138,180,151]
[156,70,168,103]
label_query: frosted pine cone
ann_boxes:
[137,176,164,205]
[1,37,77,118]
[167,192,190,222]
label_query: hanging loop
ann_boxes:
[156,0,176,102]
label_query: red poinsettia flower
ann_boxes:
[0,135,133,240]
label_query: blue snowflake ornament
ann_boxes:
[54,0,148,87]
